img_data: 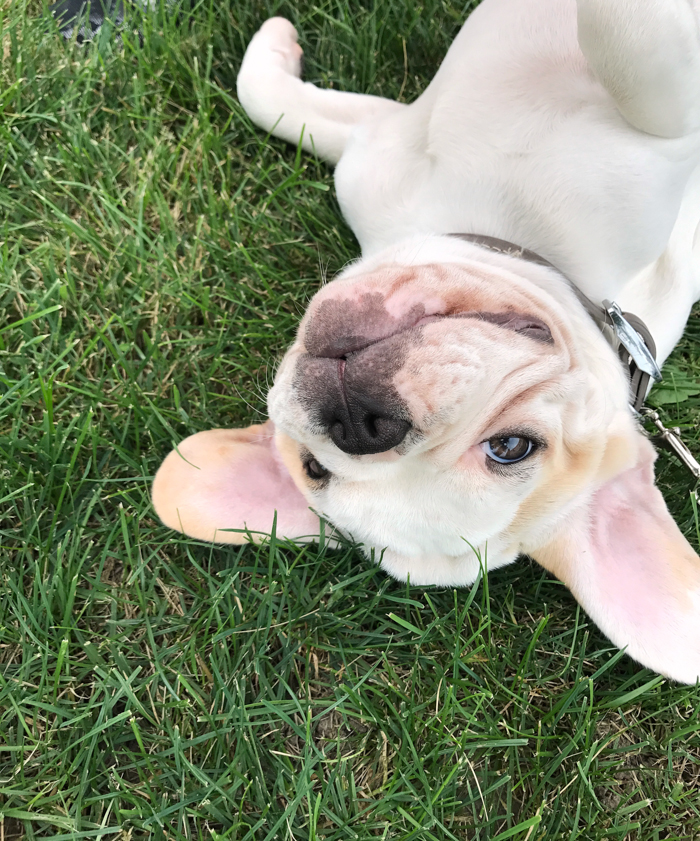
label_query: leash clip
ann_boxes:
[603,300,662,382]
[639,407,700,482]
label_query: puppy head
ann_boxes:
[267,249,631,579]
[153,241,700,681]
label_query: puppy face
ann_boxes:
[152,245,700,680]
[268,256,632,584]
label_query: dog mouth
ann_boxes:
[413,311,553,344]
[290,306,553,457]
[307,308,553,360]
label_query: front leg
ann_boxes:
[577,0,700,138]
[237,18,404,164]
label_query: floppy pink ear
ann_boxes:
[152,421,320,544]
[529,437,700,683]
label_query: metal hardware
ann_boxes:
[639,408,700,482]
[603,301,663,382]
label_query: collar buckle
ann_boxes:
[602,301,662,382]
[601,300,662,412]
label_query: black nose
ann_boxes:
[323,391,411,455]
[296,292,423,453]
[297,348,413,455]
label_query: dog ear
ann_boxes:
[529,435,700,682]
[152,421,320,544]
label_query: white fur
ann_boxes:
[229,1,700,679]
[238,1,700,362]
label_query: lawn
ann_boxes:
[2,0,700,838]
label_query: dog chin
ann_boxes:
[373,542,518,588]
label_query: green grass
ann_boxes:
[2,0,700,838]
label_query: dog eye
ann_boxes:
[481,436,535,464]
[304,457,330,480]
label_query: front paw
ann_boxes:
[241,17,303,80]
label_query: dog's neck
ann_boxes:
[448,234,604,321]
[448,233,661,411]
[342,233,640,420]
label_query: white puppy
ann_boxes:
[153,0,700,682]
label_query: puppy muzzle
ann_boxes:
[295,339,413,455]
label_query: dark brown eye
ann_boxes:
[304,457,329,480]
[481,436,534,464]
